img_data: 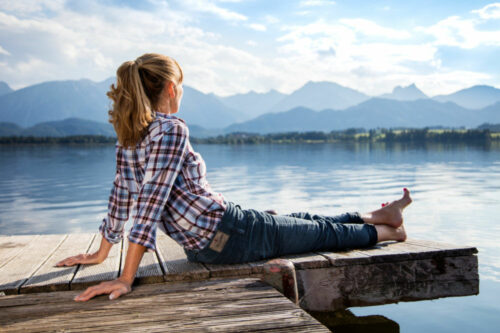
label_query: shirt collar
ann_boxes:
[154,111,186,124]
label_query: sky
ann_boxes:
[0,0,499,97]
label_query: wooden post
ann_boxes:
[261,259,299,304]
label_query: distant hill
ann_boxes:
[178,86,240,128]
[188,124,223,138]
[224,98,500,134]
[0,78,243,129]
[0,82,13,96]
[216,89,286,121]
[477,122,500,131]
[0,117,224,139]
[0,79,111,127]
[269,81,369,112]
[0,118,115,137]
[379,83,428,101]
[433,85,500,109]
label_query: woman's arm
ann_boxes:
[73,242,146,301]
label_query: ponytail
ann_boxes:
[107,53,183,148]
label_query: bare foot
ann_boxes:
[362,188,412,228]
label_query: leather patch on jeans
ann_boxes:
[209,230,230,253]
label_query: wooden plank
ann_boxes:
[0,234,66,295]
[155,234,210,281]
[406,239,478,256]
[0,278,276,308]
[0,235,38,270]
[281,252,331,269]
[356,242,413,263]
[121,236,164,284]
[296,255,479,311]
[318,249,371,266]
[0,278,329,332]
[204,261,254,278]
[20,234,95,293]
[70,234,122,290]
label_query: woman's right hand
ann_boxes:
[55,252,105,267]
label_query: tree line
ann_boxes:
[191,128,494,145]
[0,128,496,145]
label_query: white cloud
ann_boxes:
[246,40,257,46]
[0,1,269,94]
[472,3,500,19]
[264,15,279,24]
[340,18,411,39]
[0,45,10,55]
[248,23,266,31]
[272,18,492,96]
[181,0,247,21]
[299,0,336,7]
[417,15,500,49]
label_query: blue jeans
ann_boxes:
[184,201,378,264]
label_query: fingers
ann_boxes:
[56,254,92,267]
[75,282,111,302]
[109,285,130,300]
[74,280,131,302]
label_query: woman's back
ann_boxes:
[101,112,226,252]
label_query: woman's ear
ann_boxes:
[163,81,175,100]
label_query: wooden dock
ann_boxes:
[0,278,330,332]
[0,233,479,314]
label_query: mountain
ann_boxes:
[0,82,13,96]
[379,83,428,101]
[0,118,115,137]
[176,86,240,128]
[188,124,223,138]
[216,89,286,121]
[0,78,242,129]
[0,79,111,127]
[432,85,500,109]
[224,98,500,134]
[269,81,369,112]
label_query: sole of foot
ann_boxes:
[375,188,412,228]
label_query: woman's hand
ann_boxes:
[56,236,113,267]
[74,277,132,302]
[55,252,104,267]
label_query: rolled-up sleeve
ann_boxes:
[128,123,188,251]
[99,155,133,244]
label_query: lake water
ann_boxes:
[1,142,499,331]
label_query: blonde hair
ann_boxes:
[107,53,184,147]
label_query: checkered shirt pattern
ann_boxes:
[99,112,226,251]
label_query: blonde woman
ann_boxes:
[57,53,412,302]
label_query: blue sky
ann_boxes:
[0,0,499,97]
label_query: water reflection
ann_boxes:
[309,309,399,333]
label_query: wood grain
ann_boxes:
[0,235,38,270]
[20,234,95,293]
[0,234,66,295]
[0,278,329,332]
[155,234,210,281]
[70,234,121,290]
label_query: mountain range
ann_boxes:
[1,78,500,137]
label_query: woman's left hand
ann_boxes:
[74,277,132,302]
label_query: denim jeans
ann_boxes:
[184,201,378,264]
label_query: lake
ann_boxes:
[1,142,499,332]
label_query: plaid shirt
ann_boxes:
[99,112,226,251]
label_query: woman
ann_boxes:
[57,53,411,302]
